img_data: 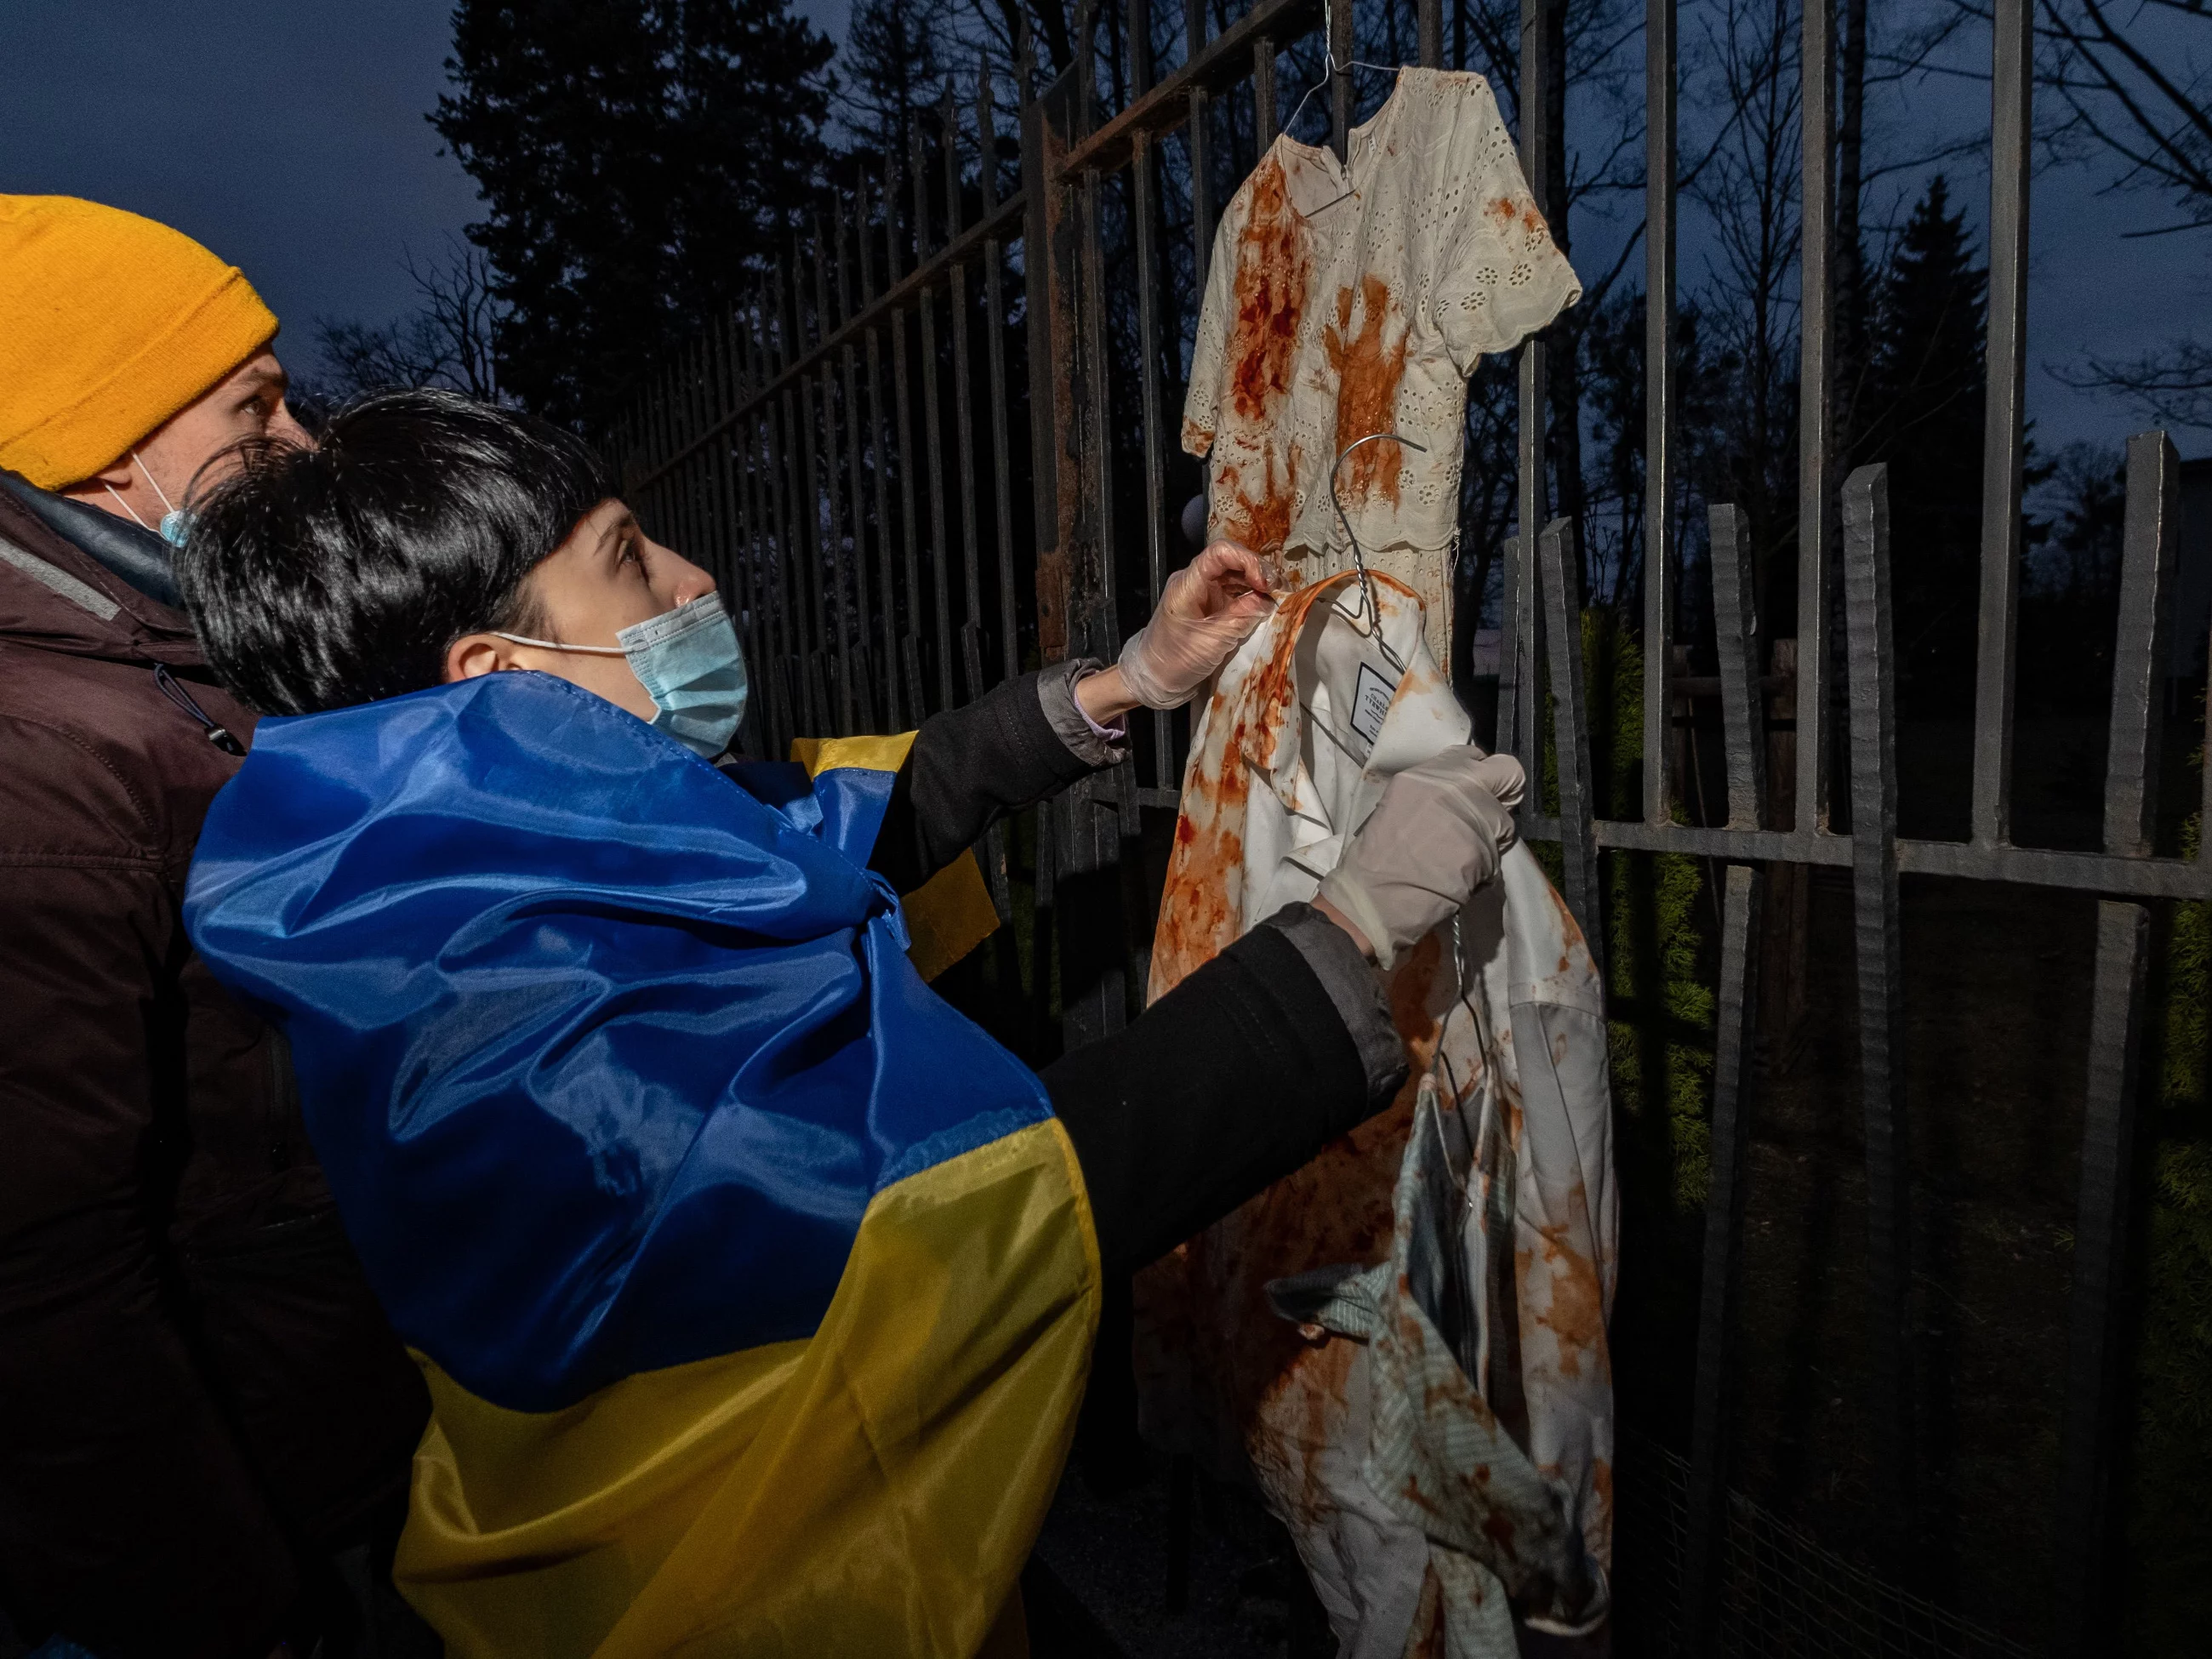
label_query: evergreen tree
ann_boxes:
[1858,175,1988,714]
[433,0,835,430]
[840,0,954,163]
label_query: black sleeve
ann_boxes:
[869,668,1103,892]
[1043,917,1408,1278]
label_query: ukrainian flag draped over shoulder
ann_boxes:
[184,671,1100,1658]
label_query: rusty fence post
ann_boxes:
[2054,430,2178,1654]
[1843,464,1916,1575]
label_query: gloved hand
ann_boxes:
[1317,749,1526,969]
[1116,540,1274,710]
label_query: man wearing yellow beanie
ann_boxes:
[0,197,430,1657]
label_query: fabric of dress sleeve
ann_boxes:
[1179,199,1244,459]
[1433,83,1582,376]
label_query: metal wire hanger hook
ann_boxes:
[1284,0,1407,140]
[1329,430,1428,674]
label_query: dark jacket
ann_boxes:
[0,475,429,1659]
[858,664,1409,1280]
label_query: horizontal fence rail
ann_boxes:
[613,3,2186,1652]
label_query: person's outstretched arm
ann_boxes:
[867,659,1126,893]
[870,543,1273,892]
[1043,747,1528,1275]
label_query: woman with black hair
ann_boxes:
[174,389,1523,1657]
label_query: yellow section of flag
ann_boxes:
[396,1116,1100,1658]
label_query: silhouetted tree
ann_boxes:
[314,240,507,402]
[842,0,956,159]
[1858,174,1987,713]
[433,0,835,430]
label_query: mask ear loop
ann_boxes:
[1329,431,1426,678]
[101,451,182,536]
[492,632,628,656]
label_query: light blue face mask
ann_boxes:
[498,592,750,760]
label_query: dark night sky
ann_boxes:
[4,0,2199,457]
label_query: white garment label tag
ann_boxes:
[1349,661,1397,750]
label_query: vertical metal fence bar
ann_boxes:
[1128,3,1175,791]
[978,63,1021,688]
[1684,860,1762,1647]
[749,288,794,761]
[1022,52,1074,979]
[835,192,880,729]
[944,83,988,710]
[858,174,906,731]
[735,293,772,754]
[698,327,729,619]
[1797,0,1835,835]
[1515,0,1551,787]
[668,348,696,578]
[2055,430,2177,1653]
[2101,433,2180,863]
[1418,0,1441,67]
[1842,462,1915,1567]
[641,366,670,552]
[1075,4,1136,845]
[1133,118,1174,790]
[785,246,833,734]
[1129,0,1154,119]
[1330,0,1353,160]
[1685,497,1770,1640]
[974,60,1021,921]
[1496,531,1525,776]
[649,358,676,549]
[1712,504,1768,827]
[1644,0,1676,825]
[1254,36,1276,136]
[913,123,956,715]
[704,322,735,601]
[688,339,714,586]
[770,269,818,738]
[1540,516,1603,972]
[812,217,857,733]
[1186,0,1212,282]
[887,146,929,720]
[728,313,772,756]
[750,288,789,752]
[1973,0,2033,848]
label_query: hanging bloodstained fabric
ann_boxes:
[1181,66,1582,666]
[1146,66,1607,1657]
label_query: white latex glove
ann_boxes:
[1116,540,1274,710]
[1318,750,1526,969]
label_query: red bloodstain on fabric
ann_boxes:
[1213,448,1303,558]
[1229,157,1309,421]
[1534,1222,1605,1379]
[1322,275,1410,506]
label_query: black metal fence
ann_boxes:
[611,3,2192,1652]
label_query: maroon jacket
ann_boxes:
[0,476,427,1657]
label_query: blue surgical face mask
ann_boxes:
[498,592,750,760]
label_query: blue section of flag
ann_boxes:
[185,671,1047,1413]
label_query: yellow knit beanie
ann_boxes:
[0,195,280,489]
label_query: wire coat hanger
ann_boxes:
[1329,430,1428,679]
[1281,0,1412,155]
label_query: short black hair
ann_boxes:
[176,389,618,716]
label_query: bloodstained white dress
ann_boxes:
[1182,66,1582,663]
